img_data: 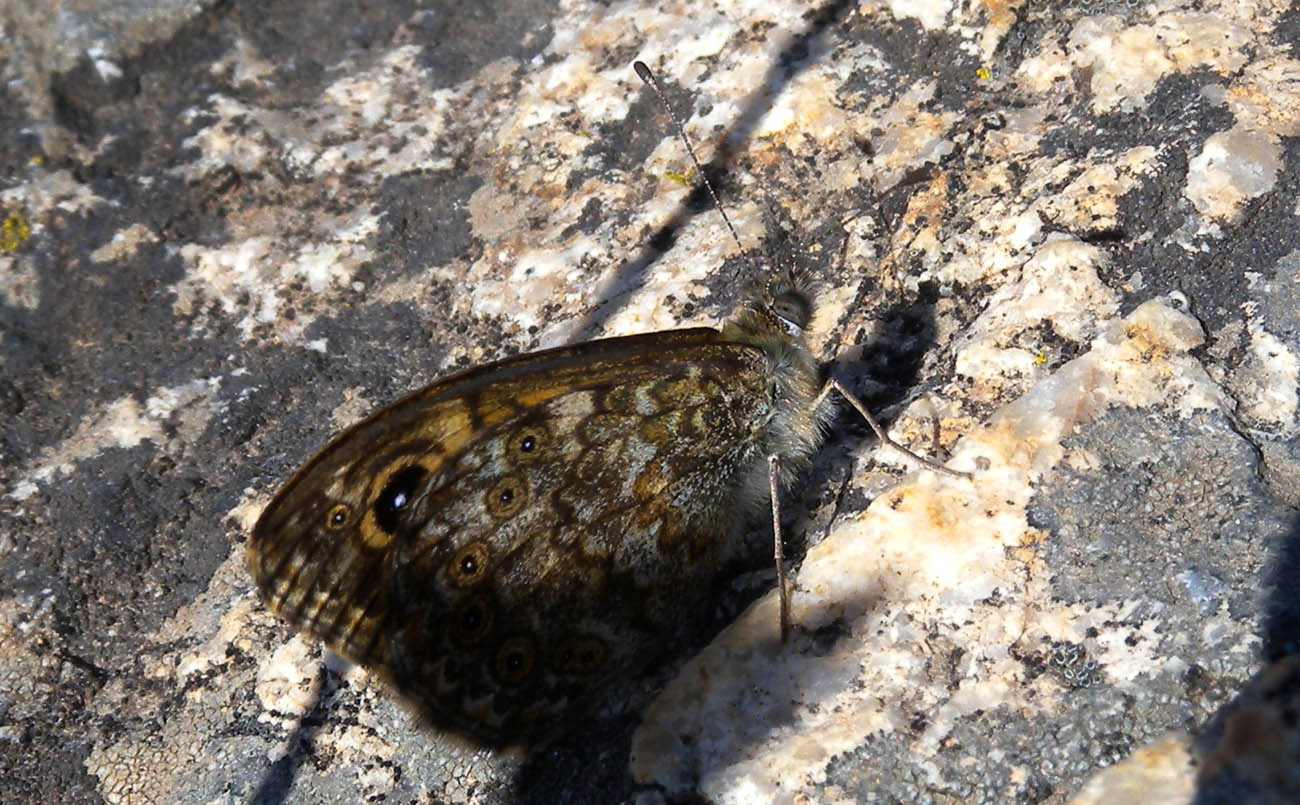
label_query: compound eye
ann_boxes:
[772,289,811,330]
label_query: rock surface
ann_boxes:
[1,0,1298,802]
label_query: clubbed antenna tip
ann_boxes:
[633,60,757,276]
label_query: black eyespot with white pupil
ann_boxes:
[324,503,351,529]
[494,637,535,685]
[511,429,546,465]
[555,636,607,675]
[452,596,494,645]
[373,465,426,534]
[485,475,527,518]
[448,542,490,588]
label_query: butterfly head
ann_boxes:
[723,263,818,345]
[765,268,815,334]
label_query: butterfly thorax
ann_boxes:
[719,286,831,498]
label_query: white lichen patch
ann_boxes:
[329,386,377,431]
[1235,326,1300,433]
[955,235,1118,402]
[1184,57,1300,221]
[254,634,324,721]
[168,45,461,343]
[7,377,221,502]
[856,79,961,194]
[0,598,59,724]
[882,0,955,32]
[463,175,642,339]
[0,167,118,310]
[0,254,39,310]
[1,168,110,217]
[1040,12,1250,115]
[1185,127,1283,221]
[175,94,277,181]
[173,208,380,340]
[1036,149,1159,234]
[208,36,278,90]
[630,299,1231,799]
[315,720,401,790]
[89,223,160,264]
[85,542,261,803]
[936,144,1159,290]
[179,47,458,184]
[1068,732,1196,805]
[176,596,259,682]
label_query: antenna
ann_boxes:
[634,61,758,275]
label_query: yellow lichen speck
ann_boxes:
[1,213,31,251]
[664,169,696,188]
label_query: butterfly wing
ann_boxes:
[248,327,778,745]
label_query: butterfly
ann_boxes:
[247,61,966,748]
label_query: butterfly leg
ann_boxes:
[818,377,972,480]
[768,454,793,643]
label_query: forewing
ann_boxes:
[247,328,772,745]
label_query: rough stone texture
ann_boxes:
[1,0,1298,802]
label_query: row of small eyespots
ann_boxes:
[450,594,607,684]
[319,462,429,536]
[316,421,550,536]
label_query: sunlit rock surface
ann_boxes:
[2,0,1298,802]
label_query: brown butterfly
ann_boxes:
[247,62,966,748]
